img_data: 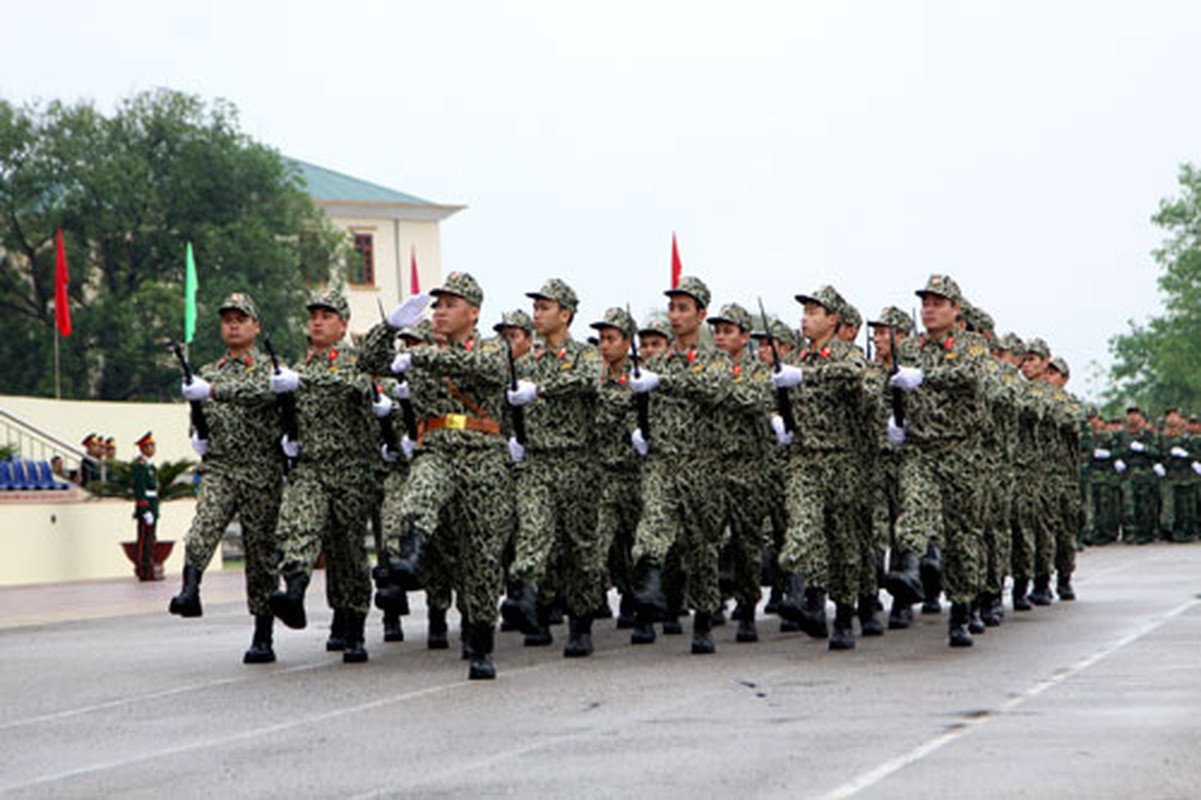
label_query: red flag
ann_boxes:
[409,245,420,295]
[55,228,71,337]
[671,232,683,289]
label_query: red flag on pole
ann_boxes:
[409,245,420,295]
[55,228,71,337]
[671,232,683,289]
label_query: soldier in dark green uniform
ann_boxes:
[132,432,160,581]
[1159,408,1199,542]
[169,292,286,663]
[1117,407,1161,544]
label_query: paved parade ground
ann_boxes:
[2,543,1200,799]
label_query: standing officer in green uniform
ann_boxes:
[267,289,382,664]
[1160,408,1200,542]
[132,432,160,581]
[1116,407,1161,544]
[169,292,286,663]
[1084,411,1122,545]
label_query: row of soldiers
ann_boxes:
[166,270,1086,680]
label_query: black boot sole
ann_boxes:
[269,594,307,630]
[242,647,275,665]
[168,597,203,618]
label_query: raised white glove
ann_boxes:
[887,414,907,446]
[889,366,924,392]
[281,434,300,459]
[507,436,526,463]
[771,365,804,389]
[393,381,411,401]
[390,352,413,375]
[270,367,300,394]
[1170,446,1189,458]
[506,380,538,407]
[371,392,394,419]
[141,511,154,525]
[400,435,416,461]
[1192,461,1201,476]
[770,414,794,447]
[1092,448,1111,460]
[1153,463,1166,478]
[386,293,430,329]
[190,434,210,457]
[1114,459,1127,474]
[1129,440,1145,453]
[631,427,650,457]
[380,442,398,464]
[182,376,211,402]
[629,370,661,394]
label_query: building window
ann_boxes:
[350,233,375,286]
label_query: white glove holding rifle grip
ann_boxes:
[887,415,907,446]
[1153,463,1167,478]
[1114,459,1127,474]
[281,434,300,459]
[390,352,413,375]
[631,428,650,457]
[1170,446,1189,458]
[190,433,210,457]
[506,380,538,407]
[770,414,794,447]
[889,366,924,392]
[270,367,300,394]
[386,293,430,329]
[1092,448,1111,460]
[393,381,411,401]
[182,376,211,402]
[629,370,660,395]
[507,436,526,463]
[771,364,804,389]
[371,392,394,419]
[1129,440,1145,453]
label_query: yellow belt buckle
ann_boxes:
[445,413,467,431]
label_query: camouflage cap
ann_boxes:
[638,316,673,339]
[915,274,964,305]
[589,306,634,336]
[751,317,799,349]
[840,303,862,329]
[526,278,578,313]
[962,303,995,335]
[1025,337,1051,359]
[306,288,350,320]
[1085,403,1101,418]
[1049,355,1070,378]
[867,306,914,336]
[400,318,434,344]
[492,309,533,334]
[218,291,260,321]
[665,275,711,309]
[707,302,753,332]
[430,271,483,307]
[794,285,847,316]
[995,331,1023,353]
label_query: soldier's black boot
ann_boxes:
[1029,574,1053,606]
[427,606,450,649]
[632,560,669,620]
[466,622,496,680]
[391,524,428,591]
[691,610,715,654]
[243,614,276,664]
[616,593,637,629]
[980,591,1003,628]
[630,616,657,645]
[776,571,807,622]
[920,544,942,614]
[342,611,368,664]
[382,611,404,642]
[735,604,759,643]
[948,601,973,647]
[888,598,914,630]
[884,550,925,607]
[500,580,541,636]
[564,614,594,658]
[326,609,347,651]
[269,572,309,630]
[799,586,829,640]
[829,602,856,651]
[661,605,685,635]
[711,601,728,627]
[764,583,783,616]
[523,602,554,647]
[168,564,203,617]
[1012,578,1033,611]
[1056,573,1076,601]
[967,598,987,635]
[858,594,885,637]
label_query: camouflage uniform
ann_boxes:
[1160,429,1199,542]
[980,355,1021,600]
[1045,371,1082,583]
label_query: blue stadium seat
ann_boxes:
[10,459,33,490]
[0,460,14,491]
[35,460,70,490]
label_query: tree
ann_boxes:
[0,89,345,400]
[1105,164,1201,417]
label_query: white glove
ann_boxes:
[371,392,394,419]
[507,436,526,463]
[281,434,301,459]
[1192,461,1201,476]
[380,442,398,464]
[631,427,650,457]
[1153,463,1166,478]
[182,376,211,402]
[1129,440,1145,453]
[400,435,416,461]
[629,370,661,394]
[887,414,907,446]
[506,380,538,407]
[141,511,154,525]
[386,293,430,329]
[889,366,924,392]
[770,414,794,447]
[1092,448,1111,460]
[190,434,210,457]
[393,381,411,401]
[771,365,804,389]
[1170,446,1189,458]
[270,367,300,394]
[390,352,413,375]
[1114,459,1127,474]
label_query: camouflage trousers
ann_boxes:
[1122,471,1161,543]
[896,444,984,604]
[779,449,861,606]
[276,461,373,614]
[185,466,283,616]
[1087,473,1122,544]
[1053,476,1080,577]
[633,456,725,614]
[597,469,642,599]
[1160,478,1199,542]
[720,460,770,611]
[393,445,513,625]
[980,462,1013,594]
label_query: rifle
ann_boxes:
[757,298,796,434]
[171,342,211,441]
[371,381,402,456]
[500,317,527,446]
[262,333,299,474]
[626,304,651,441]
[889,324,905,428]
[378,299,419,441]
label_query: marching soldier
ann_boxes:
[132,432,160,581]
[1044,355,1082,599]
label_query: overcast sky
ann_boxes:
[5,1,1200,400]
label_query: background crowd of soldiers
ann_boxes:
[161,269,1178,681]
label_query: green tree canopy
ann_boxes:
[1106,163,1201,417]
[0,89,344,400]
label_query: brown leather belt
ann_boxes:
[421,414,501,436]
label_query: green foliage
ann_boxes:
[86,458,198,501]
[0,89,346,400]
[1105,164,1201,417]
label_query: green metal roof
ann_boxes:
[287,158,434,205]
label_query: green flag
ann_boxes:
[184,241,198,344]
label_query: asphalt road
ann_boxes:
[2,543,1200,799]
